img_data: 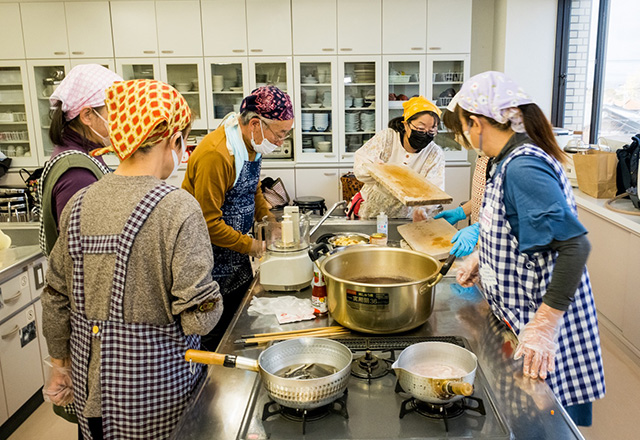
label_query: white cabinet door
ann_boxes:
[337,0,381,55]
[205,57,249,127]
[116,59,161,81]
[20,2,69,58]
[65,1,114,58]
[111,1,159,58]
[0,362,6,426]
[0,305,44,415]
[0,269,32,323]
[156,1,203,57]
[292,0,337,55]
[382,0,426,54]
[201,0,248,56]
[295,168,340,208]
[382,55,426,127]
[246,0,292,56]
[623,234,640,349]
[427,0,472,54]
[160,59,207,129]
[0,3,25,59]
[260,168,296,200]
[444,164,471,210]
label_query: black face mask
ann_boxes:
[407,129,434,151]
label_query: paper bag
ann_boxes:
[572,150,618,198]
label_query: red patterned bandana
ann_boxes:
[91,79,191,161]
[240,85,293,121]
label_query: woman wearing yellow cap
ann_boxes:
[41,80,223,439]
[351,96,445,220]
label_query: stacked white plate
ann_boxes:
[301,113,314,132]
[345,112,360,132]
[360,112,375,132]
[212,75,224,92]
[354,69,375,83]
[314,113,330,132]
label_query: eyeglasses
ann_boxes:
[260,118,292,143]
[408,121,437,135]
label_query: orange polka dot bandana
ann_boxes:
[91,79,191,161]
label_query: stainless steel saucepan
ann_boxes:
[392,341,477,404]
[185,338,352,409]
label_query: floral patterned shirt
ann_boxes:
[353,128,445,219]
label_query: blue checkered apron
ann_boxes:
[477,144,605,407]
[211,159,261,293]
[67,183,204,440]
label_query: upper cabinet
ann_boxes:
[382,0,426,54]
[65,2,114,58]
[202,0,248,56]
[111,1,159,57]
[20,2,69,58]
[337,0,382,55]
[0,4,25,59]
[156,1,203,56]
[427,0,472,54]
[246,0,292,56]
[292,0,337,55]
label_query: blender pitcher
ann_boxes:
[257,207,314,291]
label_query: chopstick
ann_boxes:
[235,328,351,347]
[240,326,345,340]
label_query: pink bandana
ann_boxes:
[50,64,123,121]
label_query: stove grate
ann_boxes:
[335,335,466,351]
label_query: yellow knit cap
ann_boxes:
[402,96,441,121]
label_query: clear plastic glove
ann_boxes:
[456,251,480,287]
[434,206,467,225]
[43,359,74,406]
[249,238,265,258]
[450,222,480,257]
[412,207,428,222]
[514,303,565,380]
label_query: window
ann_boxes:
[554,0,640,146]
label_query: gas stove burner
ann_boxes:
[261,390,349,435]
[399,395,486,432]
[351,349,392,380]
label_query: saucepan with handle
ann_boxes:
[392,341,477,404]
[185,337,352,409]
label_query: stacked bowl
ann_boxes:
[314,113,329,132]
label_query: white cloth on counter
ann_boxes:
[353,128,445,219]
[247,296,316,324]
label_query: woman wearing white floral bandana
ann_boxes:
[447,71,605,426]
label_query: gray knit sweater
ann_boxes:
[43,173,223,417]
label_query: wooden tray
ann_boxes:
[397,218,458,260]
[365,163,453,206]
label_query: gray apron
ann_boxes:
[67,183,204,439]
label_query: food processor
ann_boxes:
[257,206,314,291]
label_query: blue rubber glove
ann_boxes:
[434,206,467,225]
[450,283,477,298]
[450,222,480,257]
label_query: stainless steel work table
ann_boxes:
[171,274,585,440]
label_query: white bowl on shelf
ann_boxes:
[307,103,322,108]
[316,141,331,152]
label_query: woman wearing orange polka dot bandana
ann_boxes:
[43,80,223,440]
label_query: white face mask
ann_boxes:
[170,135,186,178]
[463,129,486,157]
[90,109,111,147]
[250,120,279,155]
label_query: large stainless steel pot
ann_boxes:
[313,245,454,333]
[185,338,352,409]
[392,341,477,404]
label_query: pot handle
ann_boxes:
[425,254,456,288]
[309,241,331,262]
[444,381,474,397]
[185,349,259,372]
[315,233,335,245]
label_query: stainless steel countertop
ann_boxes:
[171,275,585,440]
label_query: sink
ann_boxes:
[309,216,410,242]
[1,224,40,247]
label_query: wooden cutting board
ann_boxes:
[365,163,453,206]
[397,218,458,260]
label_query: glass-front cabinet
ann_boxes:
[115,59,159,81]
[26,60,71,160]
[382,56,425,126]
[338,57,381,161]
[205,57,249,128]
[427,54,470,161]
[294,57,338,163]
[0,62,38,166]
[160,59,207,129]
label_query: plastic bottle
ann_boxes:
[311,266,328,315]
[377,212,388,235]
